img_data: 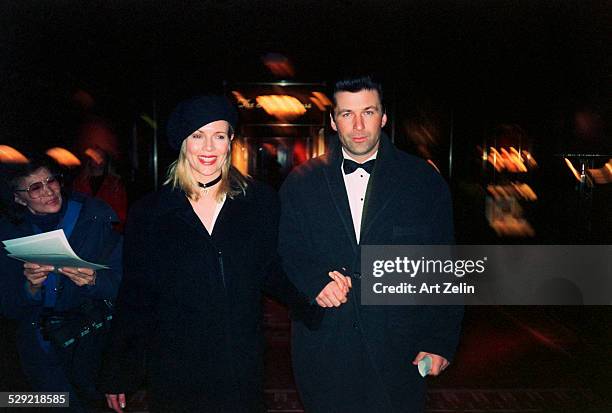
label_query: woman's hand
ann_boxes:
[58,267,97,287]
[105,393,126,413]
[23,262,54,294]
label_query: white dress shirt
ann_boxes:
[341,148,377,243]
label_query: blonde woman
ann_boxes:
[100,96,325,413]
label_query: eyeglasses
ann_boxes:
[14,175,62,199]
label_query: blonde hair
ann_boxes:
[165,130,248,202]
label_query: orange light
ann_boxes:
[84,148,105,165]
[309,96,327,111]
[231,91,251,108]
[586,159,612,185]
[564,158,582,182]
[46,147,81,167]
[0,145,28,163]
[485,146,535,172]
[312,92,332,107]
[256,95,307,120]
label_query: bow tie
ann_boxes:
[343,158,376,175]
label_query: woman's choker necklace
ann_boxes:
[197,174,222,190]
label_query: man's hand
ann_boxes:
[315,270,352,308]
[412,352,449,376]
[106,393,126,413]
[23,262,54,294]
[58,267,96,287]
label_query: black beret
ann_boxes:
[166,95,238,150]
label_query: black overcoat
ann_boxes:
[279,134,464,413]
[100,181,305,412]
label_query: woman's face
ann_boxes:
[13,167,63,215]
[184,120,232,182]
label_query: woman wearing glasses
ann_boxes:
[0,155,122,412]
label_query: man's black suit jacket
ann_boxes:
[279,134,464,413]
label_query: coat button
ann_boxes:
[352,322,359,330]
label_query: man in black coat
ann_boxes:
[279,76,463,412]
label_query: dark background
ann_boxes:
[1,0,610,150]
[1,2,611,411]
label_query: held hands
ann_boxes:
[23,262,96,291]
[315,270,352,308]
[58,266,97,287]
[412,351,449,377]
[23,263,53,293]
[106,393,126,413]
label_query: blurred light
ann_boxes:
[564,158,582,182]
[46,147,81,167]
[76,119,119,160]
[484,146,535,173]
[487,183,537,201]
[262,53,295,78]
[312,92,332,107]
[587,158,612,184]
[0,145,28,164]
[309,96,327,111]
[310,92,332,111]
[293,140,308,165]
[426,159,441,173]
[231,91,251,108]
[256,95,307,119]
[230,138,248,176]
[84,147,105,166]
[313,128,326,158]
[140,114,157,130]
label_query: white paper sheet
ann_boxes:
[2,229,109,270]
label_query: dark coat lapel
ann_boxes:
[322,144,359,251]
[360,134,403,243]
[165,191,207,234]
[155,186,218,240]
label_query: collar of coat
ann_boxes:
[146,181,259,237]
[319,132,413,246]
[150,182,253,216]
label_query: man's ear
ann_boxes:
[381,113,388,128]
[330,113,338,131]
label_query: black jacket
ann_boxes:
[99,180,315,413]
[279,134,464,413]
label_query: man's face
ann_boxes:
[331,89,387,163]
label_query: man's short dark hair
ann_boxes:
[332,75,384,110]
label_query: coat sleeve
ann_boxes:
[416,178,464,362]
[278,177,333,301]
[256,185,323,329]
[98,203,157,394]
